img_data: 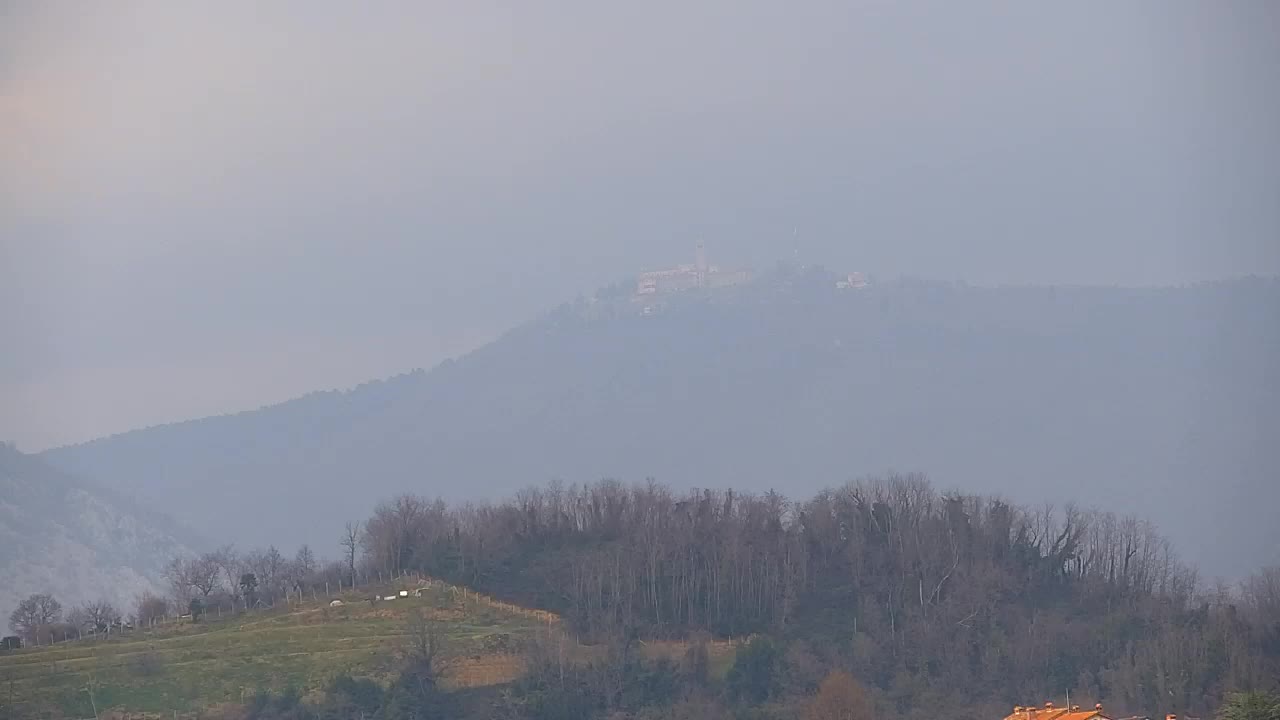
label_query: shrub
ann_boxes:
[727,636,780,705]
[136,593,169,626]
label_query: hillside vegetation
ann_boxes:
[40,273,1280,578]
[350,475,1280,719]
[0,444,196,628]
[6,478,1277,719]
[17,274,1280,718]
[0,579,555,718]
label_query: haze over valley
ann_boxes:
[3,3,1278,719]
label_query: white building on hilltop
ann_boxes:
[635,242,751,297]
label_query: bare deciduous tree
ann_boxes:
[295,544,316,576]
[81,600,120,632]
[209,545,244,599]
[342,521,361,585]
[135,593,169,626]
[397,608,455,706]
[166,554,222,602]
[8,593,62,641]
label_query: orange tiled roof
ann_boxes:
[1005,704,1110,720]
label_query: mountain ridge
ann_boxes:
[42,275,1271,454]
[39,271,1280,578]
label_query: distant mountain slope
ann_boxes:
[0,443,197,625]
[40,271,1280,578]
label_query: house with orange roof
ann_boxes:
[1005,702,1112,720]
[1004,702,1180,720]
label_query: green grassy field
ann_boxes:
[0,583,549,718]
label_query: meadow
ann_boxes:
[0,582,549,718]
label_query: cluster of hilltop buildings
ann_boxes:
[633,243,867,300]
[634,242,751,297]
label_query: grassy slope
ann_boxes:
[0,582,741,718]
[0,583,550,717]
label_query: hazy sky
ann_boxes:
[3,1,1278,450]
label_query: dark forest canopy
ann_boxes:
[353,474,1280,719]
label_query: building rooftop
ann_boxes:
[1004,703,1111,720]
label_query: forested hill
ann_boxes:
[0,443,197,625]
[40,271,1280,577]
[350,476,1280,718]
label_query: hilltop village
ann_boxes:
[630,243,866,312]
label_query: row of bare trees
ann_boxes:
[354,474,1280,718]
[164,543,346,610]
[7,593,126,645]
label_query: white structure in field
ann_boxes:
[635,242,751,297]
